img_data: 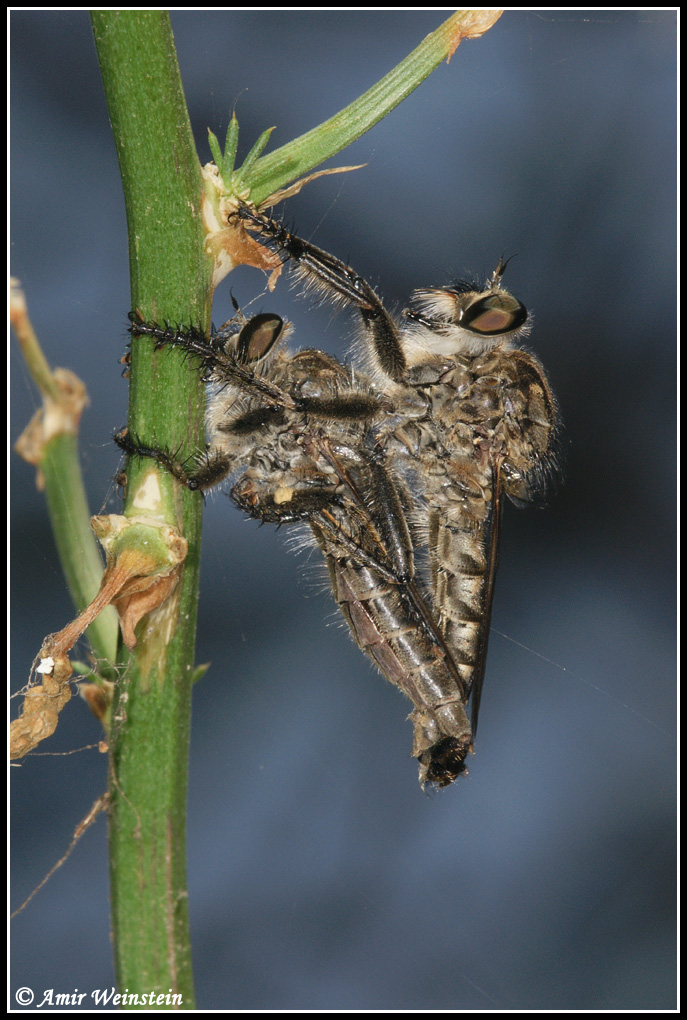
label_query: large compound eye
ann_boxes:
[460,292,528,337]
[236,313,284,363]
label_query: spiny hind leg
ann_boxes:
[114,427,232,492]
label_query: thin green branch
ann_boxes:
[239,11,502,205]
[40,436,119,666]
[11,285,118,666]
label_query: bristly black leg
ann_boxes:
[236,205,407,382]
[114,427,233,492]
[230,475,406,588]
[127,311,296,410]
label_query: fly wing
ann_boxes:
[307,439,475,788]
[465,465,502,735]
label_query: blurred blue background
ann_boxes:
[10,11,676,1010]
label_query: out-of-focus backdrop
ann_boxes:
[10,11,676,1010]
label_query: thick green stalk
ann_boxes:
[87,10,503,1006]
[92,11,210,1008]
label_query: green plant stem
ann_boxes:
[41,433,119,666]
[12,289,119,666]
[92,10,211,1008]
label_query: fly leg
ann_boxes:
[114,427,234,492]
[128,310,297,410]
[237,205,408,382]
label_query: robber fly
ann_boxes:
[235,204,559,759]
[119,203,558,787]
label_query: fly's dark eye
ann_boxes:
[236,313,284,363]
[461,293,528,336]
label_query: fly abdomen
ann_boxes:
[431,517,493,666]
[318,535,472,786]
